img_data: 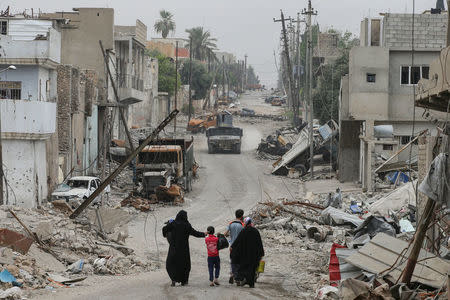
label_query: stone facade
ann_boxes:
[383,13,447,49]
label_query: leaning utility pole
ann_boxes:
[99,41,134,151]
[174,41,178,133]
[274,11,297,126]
[188,38,193,123]
[302,0,317,179]
[70,110,179,219]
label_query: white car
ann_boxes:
[51,176,110,207]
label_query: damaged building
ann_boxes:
[0,16,59,207]
[338,11,448,191]
[114,19,159,133]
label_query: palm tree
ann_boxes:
[185,27,218,61]
[154,10,175,38]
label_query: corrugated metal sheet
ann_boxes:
[345,233,450,288]
[8,19,52,41]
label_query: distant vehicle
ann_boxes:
[271,97,282,106]
[206,112,243,154]
[187,114,216,133]
[51,176,110,207]
[228,91,238,100]
[240,108,256,116]
[265,96,275,103]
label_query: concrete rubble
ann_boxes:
[0,204,155,295]
[247,179,449,299]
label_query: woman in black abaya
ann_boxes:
[231,217,264,288]
[162,210,206,286]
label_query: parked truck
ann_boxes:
[136,138,195,197]
[206,111,243,154]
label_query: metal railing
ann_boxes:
[117,74,144,92]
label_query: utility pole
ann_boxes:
[174,41,178,133]
[241,60,245,92]
[274,11,297,126]
[292,13,305,123]
[227,58,230,99]
[244,54,248,89]
[302,0,317,179]
[447,0,450,46]
[222,56,226,99]
[188,37,192,123]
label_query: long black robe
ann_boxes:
[231,225,264,285]
[162,210,205,283]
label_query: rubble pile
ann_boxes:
[0,205,154,293]
[248,182,449,299]
[256,126,301,159]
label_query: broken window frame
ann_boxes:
[0,81,21,100]
[382,144,394,151]
[0,20,7,35]
[366,73,376,83]
[400,65,429,86]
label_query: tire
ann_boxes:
[322,150,331,163]
[294,164,307,177]
[235,144,241,154]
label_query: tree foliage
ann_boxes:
[246,65,260,86]
[154,10,175,38]
[185,27,217,61]
[146,49,180,96]
[312,30,359,123]
[180,60,212,100]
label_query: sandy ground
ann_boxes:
[31,91,356,300]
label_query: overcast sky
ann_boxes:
[4,0,441,87]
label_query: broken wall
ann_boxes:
[57,65,100,178]
[3,139,47,208]
[338,120,361,182]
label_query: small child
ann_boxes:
[205,226,220,286]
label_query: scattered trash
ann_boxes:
[0,287,22,299]
[398,219,415,233]
[320,207,363,227]
[352,216,398,239]
[316,285,339,299]
[121,194,151,212]
[46,273,87,285]
[66,259,84,274]
[0,269,21,286]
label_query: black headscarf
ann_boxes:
[175,210,188,222]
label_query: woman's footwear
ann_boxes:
[171,281,175,287]
[214,279,220,286]
[228,276,234,284]
[181,282,188,286]
[210,282,215,287]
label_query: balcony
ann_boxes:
[117,74,146,105]
[1,100,56,140]
[416,46,450,112]
[0,28,61,68]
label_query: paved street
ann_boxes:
[33,92,304,300]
